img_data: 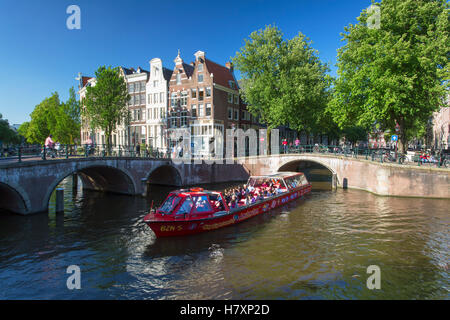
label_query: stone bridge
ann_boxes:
[0,154,449,215]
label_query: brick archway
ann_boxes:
[43,164,137,211]
[0,182,31,214]
[147,164,183,186]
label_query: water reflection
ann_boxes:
[0,176,448,300]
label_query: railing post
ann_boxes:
[42,145,46,160]
[55,188,64,213]
[65,144,69,159]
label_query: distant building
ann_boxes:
[121,66,149,146]
[432,94,450,151]
[146,58,172,150]
[167,50,260,157]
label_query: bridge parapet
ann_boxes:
[0,154,448,215]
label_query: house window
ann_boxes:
[206,87,211,97]
[170,111,178,127]
[199,88,204,101]
[198,63,203,72]
[176,73,181,84]
[154,93,158,104]
[198,74,204,83]
[148,94,152,104]
[153,80,158,87]
[171,92,178,107]
[135,94,140,106]
[228,107,233,120]
[160,92,164,103]
[229,80,235,89]
[234,94,239,104]
[141,94,145,105]
[191,88,197,99]
[234,109,239,120]
[199,104,204,117]
[141,82,146,92]
[181,111,188,127]
[129,83,134,93]
[191,104,197,117]
[181,92,188,107]
[228,93,233,103]
[205,103,211,117]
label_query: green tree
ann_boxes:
[342,126,368,147]
[26,92,60,144]
[21,88,81,144]
[0,113,20,145]
[83,66,130,153]
[329,0,449,153]
[232,25,332,135]
[54,87,81,144]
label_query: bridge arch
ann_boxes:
[277,157,338,188]
[147,164,182,186]
[43,164,137,211]
[0,182,31,214]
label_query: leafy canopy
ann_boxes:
[232,25,332,133]
[83,66,130,147]
[328,0,449,151]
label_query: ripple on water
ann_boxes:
[0,184,449,299]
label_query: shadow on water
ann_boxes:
[1,171,449,300]
[143,196,310,259]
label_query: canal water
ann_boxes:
[0,175,448,300]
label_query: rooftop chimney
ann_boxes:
[225,61,234,72]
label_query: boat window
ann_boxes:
[192,195,213,213]
[176,197,194,215]
[285,175,302,189]
[159,195,182,214]
[300,175,308,186]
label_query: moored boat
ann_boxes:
[143,172,311,237]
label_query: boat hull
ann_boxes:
[145,184,311,237]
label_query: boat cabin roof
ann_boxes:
[248,172,304,180]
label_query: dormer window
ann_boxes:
[198,63,204,72]
[176,73,181,85]
[229,80,235,89]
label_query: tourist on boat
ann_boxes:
[245,194,253,205]
[228,195,238,209]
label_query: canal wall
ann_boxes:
[238,155,450,199]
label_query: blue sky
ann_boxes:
[0,0,372,125]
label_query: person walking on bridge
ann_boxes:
[45,134,55,149]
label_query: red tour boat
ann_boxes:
[143,172,311,237]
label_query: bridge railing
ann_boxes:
[0,144,172,162]
[0,143,448,169]
[283,145,449,168]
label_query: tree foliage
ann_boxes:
[83,66,130,151]
[328,0,449,152]
[0,113,20,145]
[232,25,332,134]
[20,88,81,144]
